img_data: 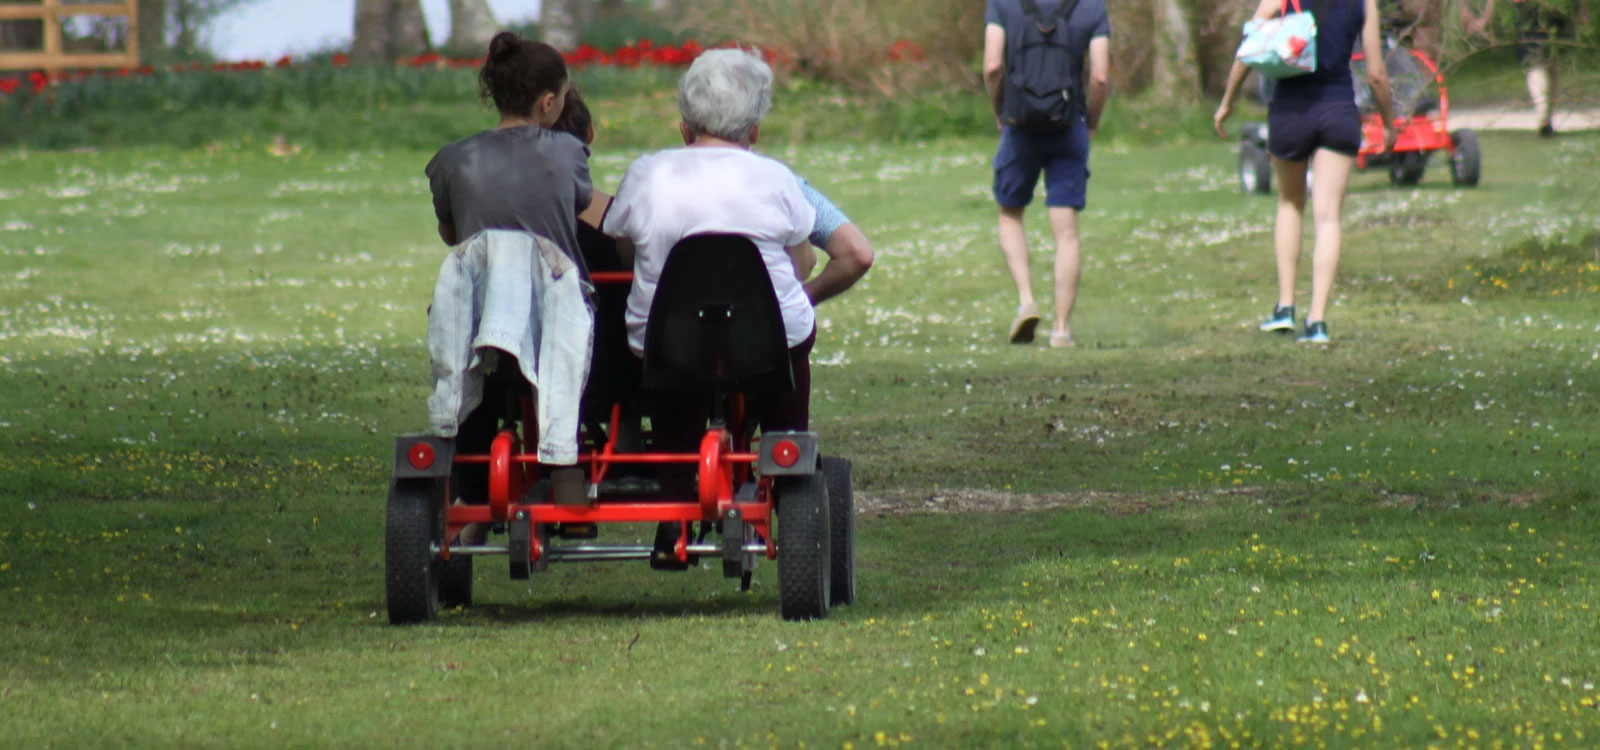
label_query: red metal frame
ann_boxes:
[1351,48,1454,169]
[440,269,779,566]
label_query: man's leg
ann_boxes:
[994,129,1043,343]
[998,205,1034,308]
[1529,63,1553,132]
[1306,148,1355,324]
[1270,155,1309,309]
[1045,207,1081,341]
[998,205,1042,343]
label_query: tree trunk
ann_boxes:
[353,0,432,64]
[172,0,199,57]
[541,0,581,51]
[352,0,390,63]
[598,0,625,18]
[136,0,168,63]
[393,0,431,57]
[1151,0,1200,103]
[447,0,500,52]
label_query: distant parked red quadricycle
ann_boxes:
[1237,43,1481,193]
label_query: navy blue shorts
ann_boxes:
[1267,98,1362,163]
[993,121,1091,210]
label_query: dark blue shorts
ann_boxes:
[1267,98,1362,163]
[992,121,1091,210]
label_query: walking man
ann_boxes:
[983,0,1111,347]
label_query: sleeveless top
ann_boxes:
[1274,0,1366,104]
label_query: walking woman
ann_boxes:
[1214,0,1396,343]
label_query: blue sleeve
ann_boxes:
[798,178,849,249]
[1093,0,1110,37]
[985,0,1004,26]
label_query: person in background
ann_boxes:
[1214,0,1396,344]
[1463,0,1585,137]
[982,0,1112,348]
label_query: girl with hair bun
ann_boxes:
[425,32,594,509]
[427,31,589,261]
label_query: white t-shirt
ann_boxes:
[602,147,818,356]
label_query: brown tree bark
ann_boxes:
[541,0,581,51]
[1151,0,1200,103]
[447,0,500,52]
[137,0,168,62]
[353,0,432,63]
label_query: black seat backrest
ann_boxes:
[642,234,794,395]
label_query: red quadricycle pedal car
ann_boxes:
[384,234,856,624]
[1238,42,1482,193]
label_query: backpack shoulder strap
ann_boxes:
[1022,0,1082,34]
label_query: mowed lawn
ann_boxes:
[1,130,1598,747]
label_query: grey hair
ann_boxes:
[677,48,774,143]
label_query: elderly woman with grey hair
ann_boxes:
[603,48,826,436]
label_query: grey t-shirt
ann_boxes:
[984,0,1111,58]
[425,126,593,271]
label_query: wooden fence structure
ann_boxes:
[0,0,140,77]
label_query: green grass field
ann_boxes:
[2,128,1598,747]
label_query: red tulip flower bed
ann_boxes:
[0,38,927,100]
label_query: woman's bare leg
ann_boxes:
[1307,148,1356,323]
[1271,156,1309,308]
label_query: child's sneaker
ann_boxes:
[1297,320,1329,343]
[1259,304,1296,332]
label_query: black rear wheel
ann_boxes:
[1239,140,1272,195]
[776,473,831,621]
[821,456,856,607]
[386,479,443,624]
[1389,152,1425,186]
[1450,129,1480,187]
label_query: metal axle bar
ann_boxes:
[435,542,767,562]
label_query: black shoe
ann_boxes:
[649,521,698,571]
[1259,304,1296,332]
[1296,320,1330,344]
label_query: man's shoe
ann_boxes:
[649,521,692,571]
[1008,303,1041,344]
[1297,320,1330,343]
[1259,305,1296,333]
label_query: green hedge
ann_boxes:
[1,63,1240,151]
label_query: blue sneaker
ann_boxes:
[1259,305,1296,332]
[1297,320,1329,343]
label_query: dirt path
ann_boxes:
[1449,107,1600,132]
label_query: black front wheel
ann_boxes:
[1450,129,1481,187]
[1389,152,1425,186]
[386,479,444,624]
[776,473,831,622]
[1239,140,1273,195]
